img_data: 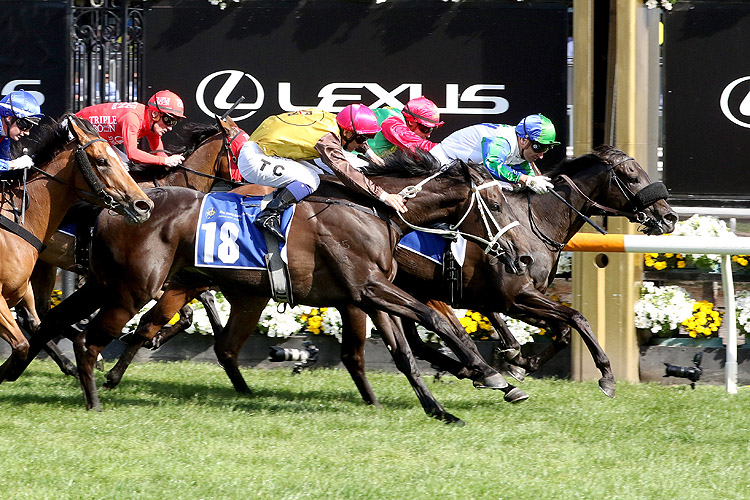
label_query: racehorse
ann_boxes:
[115,145,675,403]
[15,151,533,424]
[20,116,261,377]
[0,114,152,380]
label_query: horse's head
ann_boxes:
[66,115,153,223]
[594,146,677,235]
[463,162,535,275]
[550,146,678,235]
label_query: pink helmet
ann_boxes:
[336,104,381,135]
[402,96,444,128]
[147,90,186,118]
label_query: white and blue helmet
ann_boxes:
[0,90,43,125]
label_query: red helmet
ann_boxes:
[402,96,444,128]
[147,90,186,118]
[336,104,381,135]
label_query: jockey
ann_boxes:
[237,104,408,242]
[0,90,43,171]
[430,113,559,194]
[76,89,186,169]
[367,96,444,157]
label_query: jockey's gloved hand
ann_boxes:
[8,154,34,170]
[526,175,553,194]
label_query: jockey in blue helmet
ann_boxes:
[0,90,43,171]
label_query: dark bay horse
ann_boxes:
[106,146,676,405]
[339,146,677,400]
[14,152,532,423]
[23,116,268,376]
[0,114,152,379]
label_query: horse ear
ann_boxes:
[68,118,90,144]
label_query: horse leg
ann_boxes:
[1,282,101,383]
[361,279,510,391]
[369,310,464,425]
[339,305,380,407]
[29,259,79,376]
[197,290,225,337]
[213,293,270,394]
[512,287,615,398]
[485,312,527,383]
[0,298,31,381]
[105,288,202,389]
[400,314,528,403]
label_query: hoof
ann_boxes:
[497,347,520,361]
[472,372,509,390]
[598,377,616,398]
[503,386,529,403]
[441,413,466,426]
[504,364,526,383]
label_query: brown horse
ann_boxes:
[22,116,268,376]
[0,114,152,379]
[15,151,532,423]
[116,146,677,404]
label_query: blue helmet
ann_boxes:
[0,90,43,125]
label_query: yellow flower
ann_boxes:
[654,261,667,270]
[677,261,686,269]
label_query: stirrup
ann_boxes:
[256,215,285,242]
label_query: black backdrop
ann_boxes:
[664,2,750,204]
[144,0,569,166]
[0,0,67,119]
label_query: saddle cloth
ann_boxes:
[194,192,295,269]
[397,231,467,267]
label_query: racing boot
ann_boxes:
[254,186,299,242]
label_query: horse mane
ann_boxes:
[361,148,479,182]
[163,122,220,156]
[11,113,84,168]
[545,144,628,179]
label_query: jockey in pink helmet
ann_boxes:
[237,104,407,241]
[368,96,444,156]
[76,89,186,169]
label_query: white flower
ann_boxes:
[669,214,735,270]
[557,251,573,275]
[736,290,750,336]
[634,282,695,335]
[498,314,541,345]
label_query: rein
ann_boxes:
[397,174,519,259]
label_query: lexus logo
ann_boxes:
[196,70,264,120]
[720,76,750,128]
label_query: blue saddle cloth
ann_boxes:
[397,231,466,266]
[194,192,294,269]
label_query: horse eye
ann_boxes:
[97,157,110,167]
[490,202,501,212]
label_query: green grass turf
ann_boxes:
[1,361,748,500]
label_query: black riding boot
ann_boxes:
[254,187,298,242]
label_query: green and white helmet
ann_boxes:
[516,114,560,146]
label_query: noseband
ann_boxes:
[73,137,123,211]
[558,156,669,228]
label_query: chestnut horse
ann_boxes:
[16,152,532,424]
[0,114,152,379]
[113,146,677,405]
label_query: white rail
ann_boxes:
[564,234,750,394]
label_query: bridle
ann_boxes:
[529,155,670,248]
[395,164,520,262]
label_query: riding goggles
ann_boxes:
[161,113,180,127]
[530,141,553,153]
[416,123,435,135]
[354,133,376,144]
[15,117,35,132]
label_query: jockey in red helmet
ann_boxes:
[76,89,186,169]
[0,90,43,171]
[368,96,444,157]
[237,104,407,241]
